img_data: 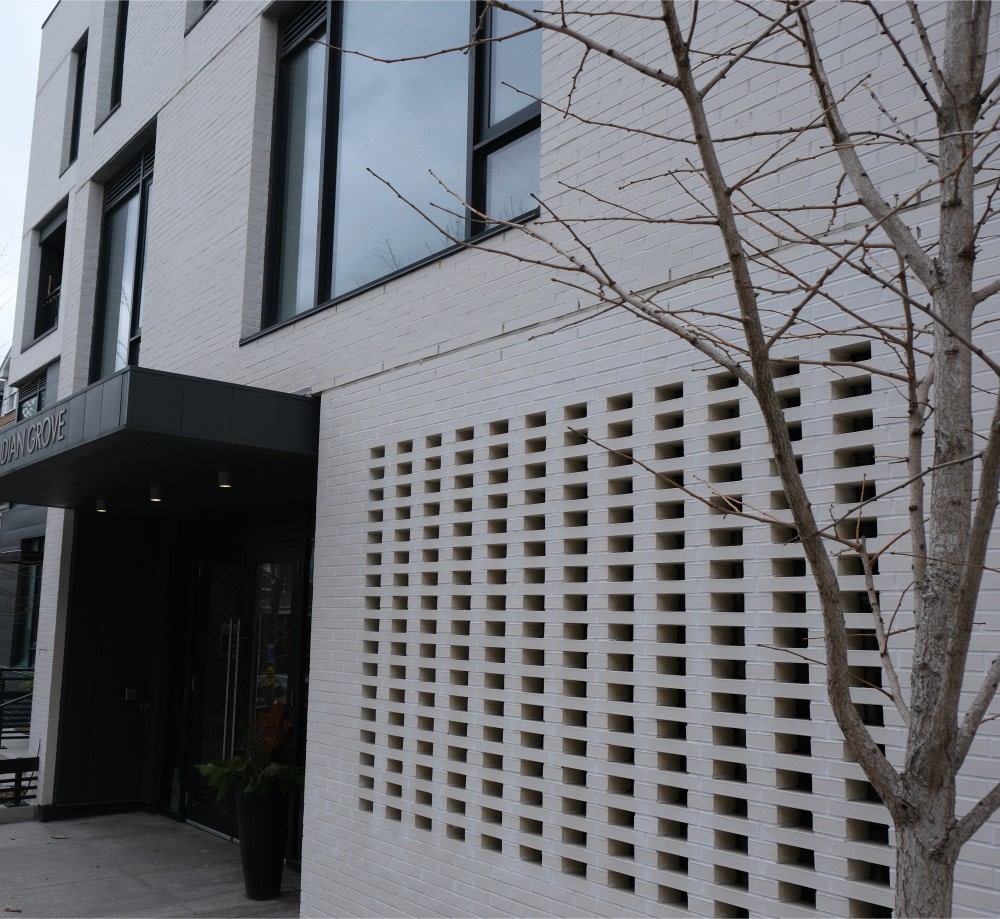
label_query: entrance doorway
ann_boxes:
[186,548,307,838]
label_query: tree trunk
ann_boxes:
[895,819,957,918]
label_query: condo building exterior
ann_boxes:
[5,1,1000,916]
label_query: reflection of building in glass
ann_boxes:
[4,2,1000,917]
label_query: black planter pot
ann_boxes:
[235,791,289,900]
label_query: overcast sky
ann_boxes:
[0,0,51,361]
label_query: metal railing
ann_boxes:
[0,756,37,807]
[0,668,33,746]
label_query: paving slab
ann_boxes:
[0,812,299,918]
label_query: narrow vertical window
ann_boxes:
[475,0,541,224]
[268,8,327,326]
[68,35,88,164]
[110,1,128,111]
[91,150,154,381]
[34,208,67,339]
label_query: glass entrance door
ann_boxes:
[186,553,303,837]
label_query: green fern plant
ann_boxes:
[197,708,303,800]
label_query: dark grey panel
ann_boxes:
[179,379,232,442]
[0,368,320,515]
[126,371,185,435]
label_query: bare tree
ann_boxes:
[367,1,1000,914]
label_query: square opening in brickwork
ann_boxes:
[847,818,890,845]
[836,481,877,505]
[609,478,633,497]
[526,411,546,428]
[849,859,891,886]
[656,383,683,401]
[562,858,587,877]
[519,845,543,864]
[777,844,815,868]
[565,403,587,421]
[778,389,801,410]
[713,760,747,783]
[658,686,686,708]
[658,655,686,676]
[714,903,749,919]
[709,400,740,421]
[835,446,876,468]
[656,594,687,613]
[831,342,872,364]
[609,838,635,860]
[481,834,502,852]
[779,883,817,908]
[715,867,749,891]
[610,447,633,467]
[609,743,636,764]
[776,769,813,792]
[832,376,873,399]
[775,697,812,720]
[714,795,748,817]
[525,436,546,454]
[608,774,634,797]
[776,733,812,756]
[709,464,743,484]
[708,371,739,391]
[834,410,875,434]
[772,358,800,377]
[607,870,635,891]
[655,411,684,432]
[715,831,749,853]
[776,805,813,830]
[849,902,892,919]
[710,529,743,548]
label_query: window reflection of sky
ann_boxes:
[332,2,470,297]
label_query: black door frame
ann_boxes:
[184,540,309,839]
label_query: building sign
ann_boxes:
[0,408,68,468]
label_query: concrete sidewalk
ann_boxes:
[0,812,300,918]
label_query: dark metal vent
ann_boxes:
[105,148,154,209]
[280,2,326,55]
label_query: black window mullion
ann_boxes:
[315,2,339,306]
[467,1,486,235]
[473,101,541,155]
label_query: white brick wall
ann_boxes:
[13,1,1000,916]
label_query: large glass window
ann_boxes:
[265,0,541,327]
[91,150,153,381]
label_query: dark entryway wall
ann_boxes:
[50,500,314,818]
[53,511,178,809]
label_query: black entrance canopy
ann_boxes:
[0,368,319,515]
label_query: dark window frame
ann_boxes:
[33,208,68,340]
[68,34,88,164]
[261,0,541,331]
[89,149,154,383]
[109,1,129,112]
